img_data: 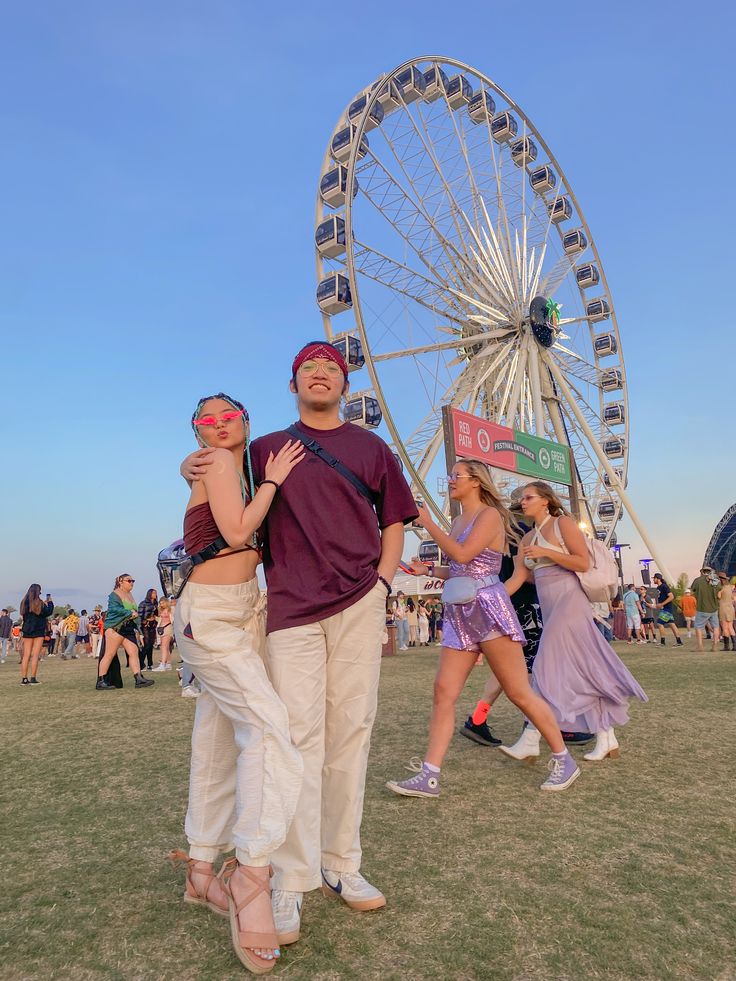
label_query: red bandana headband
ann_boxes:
[291,342,348,379]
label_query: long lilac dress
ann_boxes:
[442,517,525,653]
[528,519,647,732]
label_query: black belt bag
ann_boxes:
[157,536,254,600]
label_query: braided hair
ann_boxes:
[191,392,255,501]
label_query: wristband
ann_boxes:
[377,574,392,596]
[260,479,280,491]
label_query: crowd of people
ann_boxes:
[391,594,442,648]
[4,589,191,688]
[4,339,733,976]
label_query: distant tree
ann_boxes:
[4,605,16,614]
[54,605,71,616]
[673,573,688,607]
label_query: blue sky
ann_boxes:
[1,1,733,611]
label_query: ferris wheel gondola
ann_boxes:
[313,55,632,543]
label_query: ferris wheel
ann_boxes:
[314,56,630,542]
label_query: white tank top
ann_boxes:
[524,517,566,569]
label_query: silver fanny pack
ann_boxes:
[442,574,500,606]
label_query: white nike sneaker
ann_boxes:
[272,889,303,945]
[320,869,386,911]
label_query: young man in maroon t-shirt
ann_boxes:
[184,341,417,943]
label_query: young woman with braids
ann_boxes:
[386,459,581,796]
[168,392,304,975]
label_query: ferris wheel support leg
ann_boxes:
[528,347,546,439]
[542,353,675,586]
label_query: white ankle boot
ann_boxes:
[583,728,620,761]
[498,726,541,762]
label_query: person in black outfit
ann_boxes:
[19,584,54,685]
[138,588,159,671]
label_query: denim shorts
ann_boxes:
[694,610,719,631]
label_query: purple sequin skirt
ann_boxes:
[442,580,525,653]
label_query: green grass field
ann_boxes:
[1,642,734,981]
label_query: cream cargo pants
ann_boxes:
[174,579,303,867]
[266,580,388,892]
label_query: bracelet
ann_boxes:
[260,479,280,491]
[377,574,392,596]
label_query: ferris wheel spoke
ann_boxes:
[496,339,524,424]
[370,329,513,363]
[461,200,518,310]
[562,373,622,444]
[393,98,483,254]
[352,239,509,329]
[352,241,470,325]
[553,350,600,387]
[404,354,495,464]
[506,335,530,430]
[557,316,596,328]
[359,150,473,287]
[527,240,549,299]
[371,125,475,283]
[468,338,518,404]
[431,86,485,231]
[464,221,516,311]
[558,370,603,427]
[539,252,576,297]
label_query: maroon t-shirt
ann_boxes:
[250,421,418,632]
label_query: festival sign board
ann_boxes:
[450,408,572,485]
[390,572,444,596]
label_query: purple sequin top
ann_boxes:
[442,515,526,652]
[448,541,503,579]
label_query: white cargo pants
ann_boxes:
[265,581,388,892]
[174,579,303,867]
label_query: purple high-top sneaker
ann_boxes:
[386,760,440,798]
[540,752,580,792]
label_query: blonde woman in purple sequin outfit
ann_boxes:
[386,460,581,796]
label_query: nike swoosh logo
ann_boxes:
[321,872,342,894]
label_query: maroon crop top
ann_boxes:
[183,502,220,555]
[183,502,259,557]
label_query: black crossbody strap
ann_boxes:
[190,536,256,566]
[286,425,376,505]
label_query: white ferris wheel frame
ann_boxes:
[314,55,673,582]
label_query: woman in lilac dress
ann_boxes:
[386,460,580,795]
[503,481,647,763]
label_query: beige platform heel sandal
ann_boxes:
[222,863,281,976]
[168,849,234,917]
